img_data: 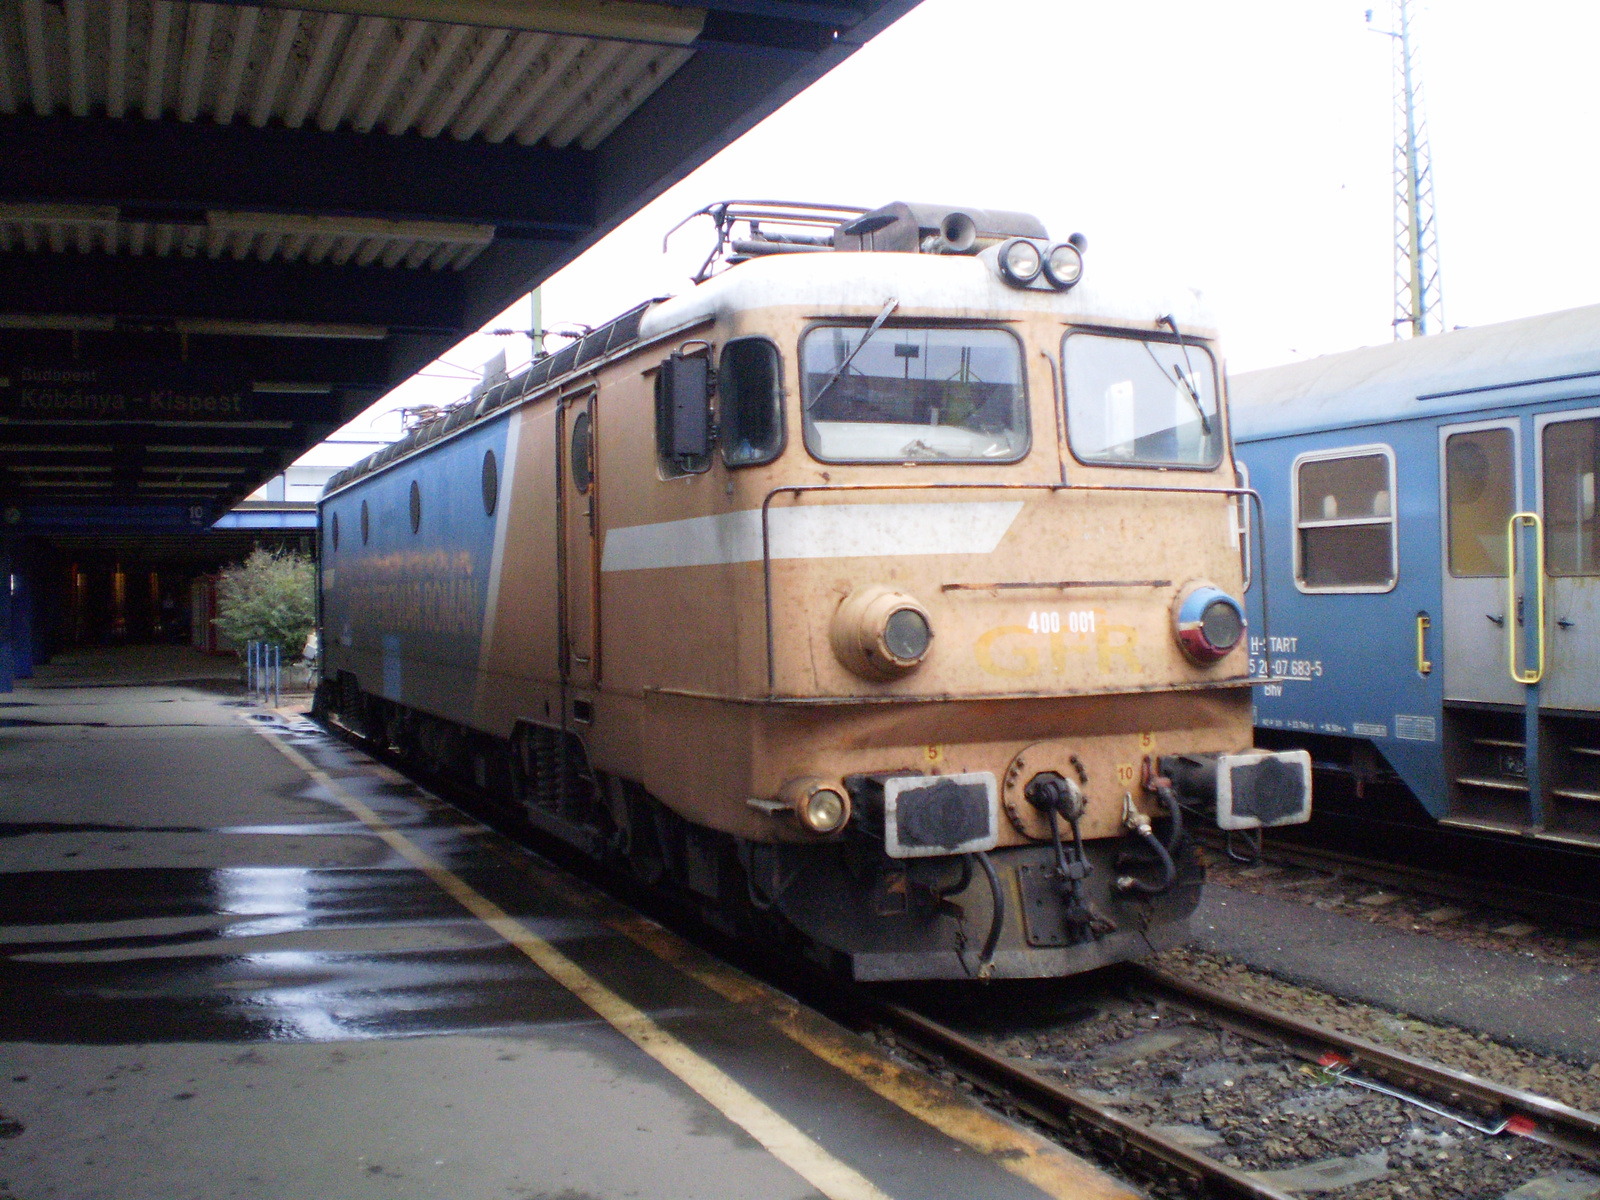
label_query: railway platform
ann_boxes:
[1191,885,1600,1062]
[0,677,1130,1200]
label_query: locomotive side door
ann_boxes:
[1439,419,1523,707]
[561,390,599,692]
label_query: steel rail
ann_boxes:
[874,999,1299,1200]
[1131,965,1600,1162]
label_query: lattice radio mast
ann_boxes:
[1371,0,1444,339]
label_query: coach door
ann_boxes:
[561,391,599,692]
[1438,419,1537,832]
[1533,408,1600,843]
[1440,420,1524,707]
[1535,409,1600,713]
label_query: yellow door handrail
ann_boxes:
[1507,511,1545,684]
[1416,613,1432,675]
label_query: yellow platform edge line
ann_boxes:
[247,721,893,1200]
[252,717,1139,1200]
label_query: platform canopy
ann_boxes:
[0,0,917,532]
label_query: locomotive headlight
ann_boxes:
[831,585,935,680]
[998,238,1043,285]
[1043,242,1084,290]
[801,787,846,833]
[779,777,851,834]
[1172,582,1246,664]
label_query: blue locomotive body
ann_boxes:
[1232,305,1600,849]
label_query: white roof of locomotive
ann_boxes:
[322,249,1221,499]
[638,250,1220,342]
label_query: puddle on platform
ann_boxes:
[0,861,595,1045]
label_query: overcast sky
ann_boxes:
[302,0,1600,463]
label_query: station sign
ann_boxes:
[0,363,292,424]
[5,501,215,533]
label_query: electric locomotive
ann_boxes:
[1233,304,1600,854]
[317,200,1310,980]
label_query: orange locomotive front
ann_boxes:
[317,201,1310,980]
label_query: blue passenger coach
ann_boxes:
[1231,305,1600,850]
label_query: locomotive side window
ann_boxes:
[1543,416,1600,575]
[1062,332,1222,468]
[482,449,499,517]
[1446,428,1515,576]
[571,411,594,494]
[800,325,1027,463]
[719,339,783,466]
[1292,447,1396,592]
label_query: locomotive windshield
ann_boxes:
[801,325,1028,462]
[1063,331,1223,468]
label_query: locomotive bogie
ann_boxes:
[318,205,1292,978]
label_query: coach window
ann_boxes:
[409,480,421,534]
[719,339,783,466]
[1293,447,1397,592]
[330,512,339,552]
[360,499,370,545]
[1543,416,1600,575]
[801,325,1027,462]
[1446,428,1515,576]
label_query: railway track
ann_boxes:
[869,965,1600,1200]
[306,710,1600,1200]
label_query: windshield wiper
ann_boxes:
[807,297,899,410]
[1155,314,1211,436]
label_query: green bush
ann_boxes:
[214,548,316,658]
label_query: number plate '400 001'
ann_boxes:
[883,772,1000,859]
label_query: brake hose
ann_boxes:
[1156,785,1184,854]
[972,851,1005,978]
[1046,807,1094,940]
[1120,826,1178,894]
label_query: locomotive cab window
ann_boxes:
[800,325,1027,462]
[1062,331,1222,468]
[571,410,594,494]
[719,338,783,466]
[1293,447,1397,592]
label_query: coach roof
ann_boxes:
[1230,302,1600,443]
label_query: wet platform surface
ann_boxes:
[0,681,1128,1200]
